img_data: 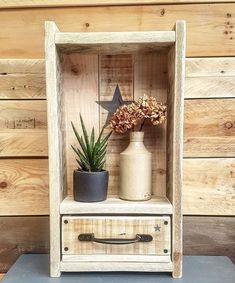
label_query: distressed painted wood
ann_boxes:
[0,159,49,215]
[166,21,185,278]
[0,5,235,58]
[60,195,172,214]
[0,59,45,99]
[183,158,235,216]
[184,99,235,158]
[1,0,233,9]
[0,216,49,273]
[62,216,171,256]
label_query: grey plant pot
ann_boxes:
[73,170,109,202]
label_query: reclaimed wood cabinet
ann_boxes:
[45,20,185,278]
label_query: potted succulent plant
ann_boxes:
[71,114,112,202]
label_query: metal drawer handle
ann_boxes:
[78,233,153,245]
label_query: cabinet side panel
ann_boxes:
[99,54,133,195]
[134,53,167,197]
[62,54,99,194]
[167,21,185,278]
[45,21,65,277]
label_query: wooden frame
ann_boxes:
[1,0,233,9]
[45,20,185,278]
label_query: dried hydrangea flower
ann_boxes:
[109,95,167,133]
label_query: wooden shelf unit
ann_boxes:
[45,21,185,278]
[60,195,173,215]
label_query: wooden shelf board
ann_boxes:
[55,31,175,54]
[60,195,172,215]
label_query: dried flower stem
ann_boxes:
[139,118,146,131]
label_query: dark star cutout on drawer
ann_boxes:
[154,224,161,232]
[96,84,133,127]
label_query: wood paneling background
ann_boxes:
[0,1,234,272]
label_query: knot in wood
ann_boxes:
[0,182,7,189]
[225,121,233,129]
[160,9,166,16]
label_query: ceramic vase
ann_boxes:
[119,131,152,201]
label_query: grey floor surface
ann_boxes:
[2,255,235,283]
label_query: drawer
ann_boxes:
[62,216,171,258]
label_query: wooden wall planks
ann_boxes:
[183,158,235,216]
[185,58,235,99]
[0,159,49,215]
[1,99,234,158]
[0,58,235,215]
[0,215,234,272]
[184,99,235,158]
[0,1,235,269]
[183,216,235,262]
[1,0,234,9]
[0,59,45,99]
[0,216,49,273]
[0,4,235,58]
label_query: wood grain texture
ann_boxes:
[1,4,235,58]
[0,100,47,157]
[166,21,185,278]
[0,216,49,273]
[60,261,172,272]
[183,158,235,216]
[99,54,133,195]
[183,216,235,262]
[56,31,175,54]
[134,53,167,197]
[0,129,48,157]
[45,21,64,277]
[62,216,171,256]
[0,159,49,215]
[60,195,172,214]
[185,57,235,99]
[62,54,99,193]
[0,100,47,129]
[1,158,233,217]
[184,99,235,158]
[1,0,234,9]
[0,59,45,99]
[0,215,234,273]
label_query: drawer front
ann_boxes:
[62,216,171,256]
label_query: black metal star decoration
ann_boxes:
[97,84,133,127]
